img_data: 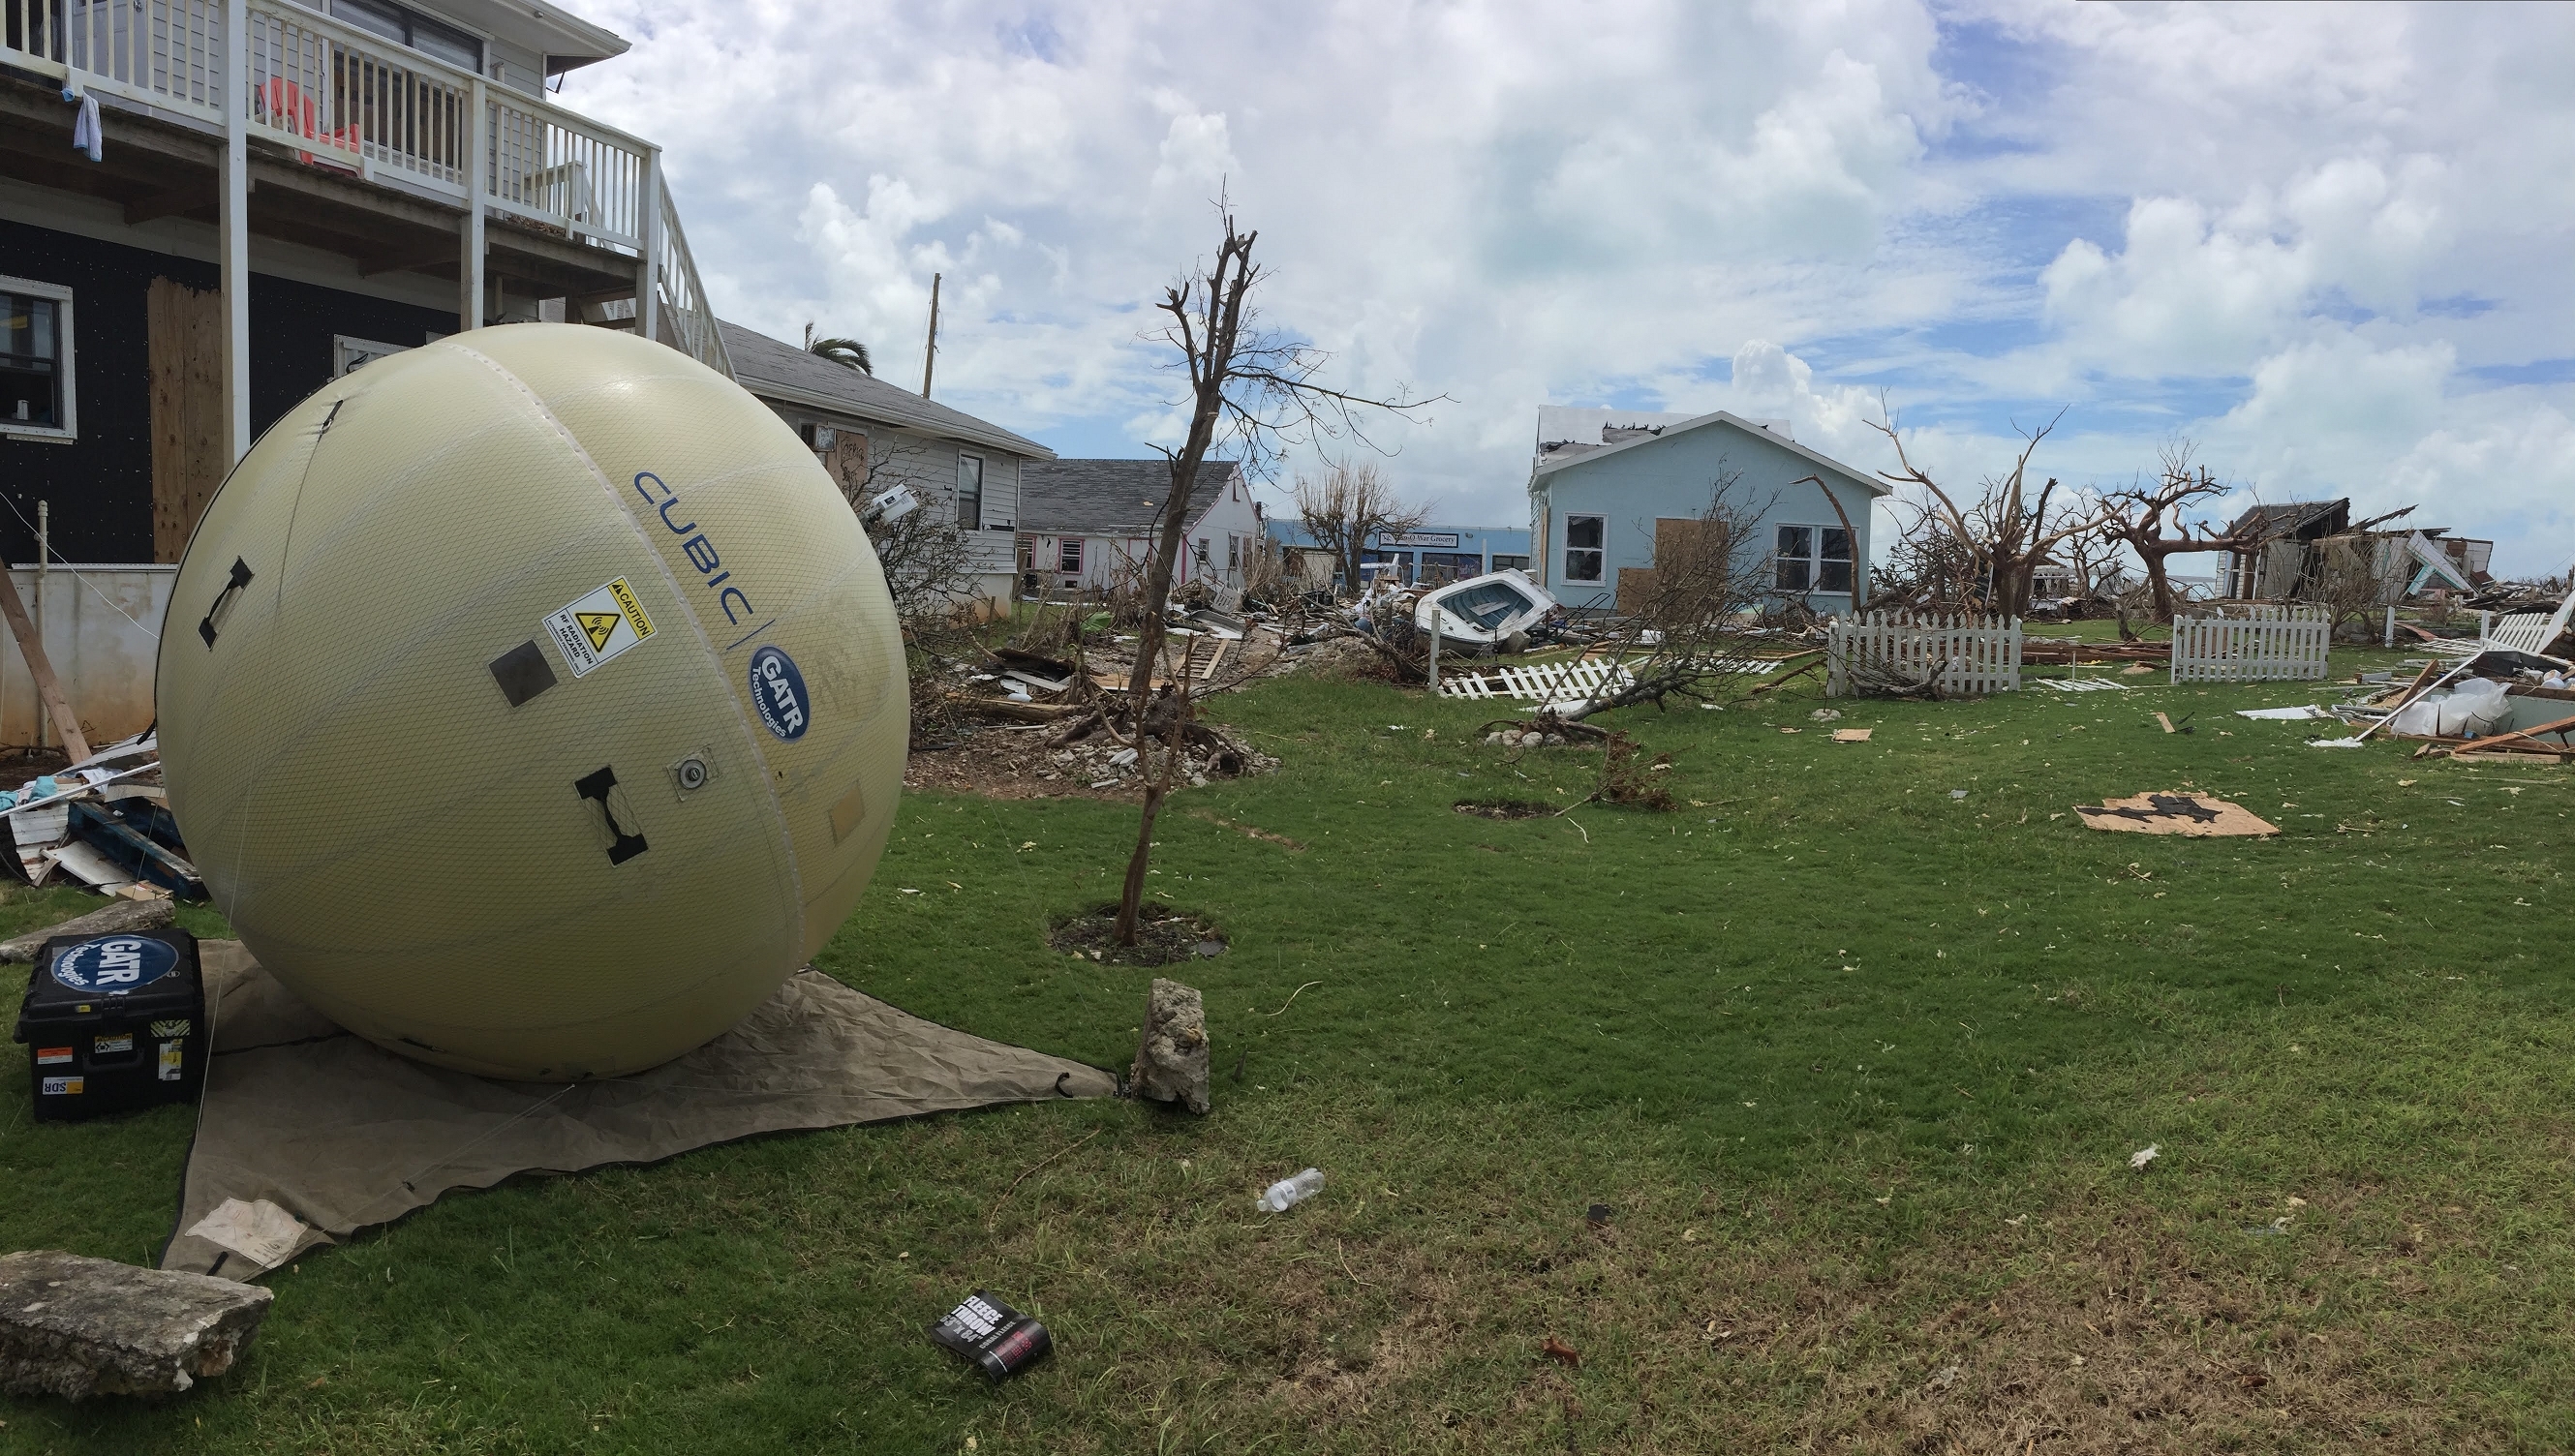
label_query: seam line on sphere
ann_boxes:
[442,339,808,948]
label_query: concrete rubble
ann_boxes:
[0,1250,274,1400]
[1129,978,1211,1115]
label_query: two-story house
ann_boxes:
[0,0,725,742]
[1,0,727,566]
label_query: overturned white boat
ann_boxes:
[1413,569,1556,647]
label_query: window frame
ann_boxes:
[1773,524,1855,595]
[1058,537,1084,575]
[1561,513,1606,584]
[955,451,985,531]
[0,274,76,443]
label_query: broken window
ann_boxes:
[1774,525,1852,593]
[1058,538,1083,575]
[1564,515,1605,583]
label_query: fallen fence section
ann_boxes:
[2170,608,2330,683]
[1826,613,2022,698]
[1438,658,1638,703]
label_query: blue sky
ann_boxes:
[565,0,2575,576]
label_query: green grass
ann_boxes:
[5,648,2572,1452]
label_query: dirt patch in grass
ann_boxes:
[1455,799,1555,819]
[1046,902,1228,966]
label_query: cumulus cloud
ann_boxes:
[556,0,2575,573]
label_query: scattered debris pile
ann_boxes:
[0,733,200,900]
[2323,648,2575,762]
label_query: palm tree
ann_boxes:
[801,321,873,375]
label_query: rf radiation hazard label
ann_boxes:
[544,576,655,678]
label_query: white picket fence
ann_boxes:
[1437,658,1637,703]
[2170,608,2331,682]
[1825,613,2022,697]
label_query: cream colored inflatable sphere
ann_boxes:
[156,325,907,1079]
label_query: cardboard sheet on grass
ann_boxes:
[2074,793,2279,837]
[163,942,1116,1279]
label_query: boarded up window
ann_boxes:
[1616,518,1732,618]
[149,277,225,564]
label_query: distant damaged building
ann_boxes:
[2220,499,2490,604]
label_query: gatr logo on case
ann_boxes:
[51,936,176,994]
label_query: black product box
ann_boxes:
[13,927,205,1122]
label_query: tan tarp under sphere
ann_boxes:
[156,325,908,1078]
[162,944,1118,1279]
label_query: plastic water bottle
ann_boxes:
[1256,1168,1325,1212]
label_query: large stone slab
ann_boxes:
[0,1251,273,1399]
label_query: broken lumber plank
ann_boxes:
[0,569,88,760]
[2459,712,2575,754]
[2155,712,2176,734]
[0,896,176,962]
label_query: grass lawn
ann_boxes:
[4,642,2571,1453]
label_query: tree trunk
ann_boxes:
[1112,740,1182,944]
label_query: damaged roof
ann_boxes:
[2223,499,2350,540]
[1021,459,1243,536]
[718,322,1055,461]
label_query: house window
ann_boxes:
[1227,534,1241,571]
[1562,515,1605,583]
[1058,538,1084,575]
[1774,525,1854,593]
[1017,537,1035,571]
[331,0,485,72]
[1491,554,1531,572]
[0,278,74,440]
[956,453,984,531]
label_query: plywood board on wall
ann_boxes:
[148,277,225,563]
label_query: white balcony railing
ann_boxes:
[3,0,728,378]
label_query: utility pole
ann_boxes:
[920,272,941,400]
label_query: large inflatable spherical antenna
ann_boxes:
[156,325,906,1079]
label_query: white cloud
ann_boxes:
[555,0,2575,574]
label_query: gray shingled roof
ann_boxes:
[1021,458,1242,536]
[718,321,1054,461]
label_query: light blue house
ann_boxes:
[1526,408,1889,616]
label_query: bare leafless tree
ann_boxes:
[1294,460,1428,598]
[2096,441,2273,624]
[1870,402,2107,619]
[1108,204,1438,944]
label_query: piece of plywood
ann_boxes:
[1830,727,1872,743]
[1615,566,1658,616]
[2073,793,2278,837]
[149,277,226,563]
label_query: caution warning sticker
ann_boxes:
[543,576,655,678]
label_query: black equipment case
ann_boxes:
[13,927,205,1121]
